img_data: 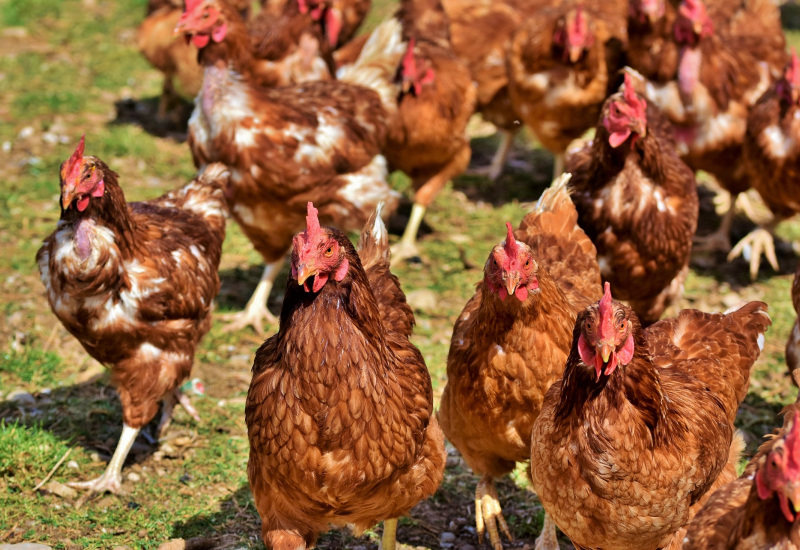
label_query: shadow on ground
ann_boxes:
[112,96,192,142]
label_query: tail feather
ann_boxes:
[156,163,229,235]
[357,201,389,270]
[337,17,406,112]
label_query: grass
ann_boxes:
[0,0,799,548]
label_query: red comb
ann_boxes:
[402,37,417,71]
[185,0,202,13]
[504,222,519,257]
[306,202,321,240]
[64,134,85,182]
[623,74,636,103]
[598,281,613,328]
[787,49,800,87]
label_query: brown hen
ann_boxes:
[683,375,800,549]
[531,286,770,550]
[37,137,228,494]
[176,0,404,333]
[439,174,602,550]
[246,203,444,550]
[568,75,698,324]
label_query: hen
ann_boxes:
[262,0,370,50]
[137,0,250,123]
[439,174,602,550]
[384,0,476,260]
[36,136,228,494]
[625,0,786,255]
[507,0,627,177]
[531,285,770,550]
[441,0,523,180]
[683,382,800,550]
[176,0,404,333]
[736,53,800,280]
[245,203,445,550]
[567,75,698,324]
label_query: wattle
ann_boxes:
[192,34,210,49]
[77,195,90,212]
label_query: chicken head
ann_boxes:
[674,0,713,45]
[60,135,106,213]
[603,74,648,148]
[175,0,228,49]
[484,222,540,302]
[553,8,595,64]
[778,50,800,107]
[578,282,635,380]
[297,0,342,47]
[756,411,800,523]
[399,38,435,97]
[630,0,665,25]
[291,202,350,293]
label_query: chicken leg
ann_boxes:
[391,203,427,262]
[156,386,202,439]
[552,154,565,180]
[475,474,512,550]
[67,423,139,494]
[534,512,559,550]
[727,218,780,280]
[381,518,398,550]
[469,129,517,181]
[693,192,738,254]
[222,259,283,334]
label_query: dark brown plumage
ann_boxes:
[438,175,602,550]
[37,139,228,494]
[246,204,444,550]
[531,293,770,550]
[568,82,698,324]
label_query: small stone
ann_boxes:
[441,532,456,543]
[127,472,141,482]
[152,451,165,462]
[0,544,53,549]
[112,546,132,550]
[66,461,79,470]
[157,540,186,550]
[2,141,11,153]
[156,468,167,477]
[44,480,77,500]
[137,529,147,538]
[95,496,116,508]
[460,545,476,550]
[172,436,192,447]
[405,289,438,313]
[8,390,35,407]
[17,126,35,140]
[89,452,101,463]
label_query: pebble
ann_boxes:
[89,452,101,463]
[127,472,141,482]
[17,126,35,140]
[0,544,53,550]
[157,540,186,550]
[8,390,35,407]
[460,545,476,550]
[405,289,438,313]
[441,532,456,543]
[66,461,79,470]
[111,546,132,550]
[44,481,77,500]
[172,436,192,447]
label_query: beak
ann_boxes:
[598,341,613,364]
[569,45,583,64]
[61,186,77,210]
[503,271,521,296]
[174,18,186,36]
[401,77,412,95]
[295,263,317,286]
[633,119,647,138]
[693,21,703,35]
[787,481,800,515]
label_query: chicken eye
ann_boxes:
[619,320,626,331]
[524,259,531,268]
[324,246,333,257]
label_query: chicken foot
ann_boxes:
[469,129,517,182]
[534,512,559,550]
[727,218,780,280]
[475,475,512,550]
[693,192,738,254]
[381,518,398,550]
[67,424,139,494]
[156,387,202,440]
[222,259,283,335]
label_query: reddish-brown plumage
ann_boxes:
[789,265,800,374]
[567,84,698,324]
[438,175,602,543]
[245,206,444,549]
[385,0,475,213]
[627,0,786,203]
[506,0,627,157]
[531,295,770,550]
[684,386,800,549]
[37,144,228,488]
[179,0,403,267]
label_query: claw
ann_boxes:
[67,424,140,495]
[727,226,779,280]
[220,304,278,336]
[475,475,512,550]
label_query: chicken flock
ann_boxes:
[32,0,800,548]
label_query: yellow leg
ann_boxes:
[381,518,398,550]
[475,474,512,550]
